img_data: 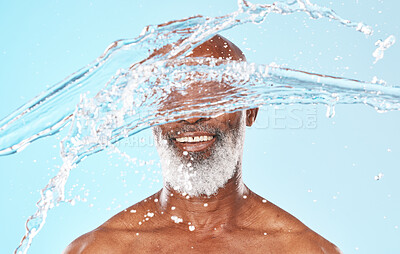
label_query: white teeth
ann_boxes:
[176,135,214,143]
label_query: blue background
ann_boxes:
[1,0,399,253]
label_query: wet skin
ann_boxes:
[64,35,342,254]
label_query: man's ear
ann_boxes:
[246,108,259,127]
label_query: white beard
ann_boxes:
[153,114,245,197]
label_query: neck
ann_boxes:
[156,169,251,233]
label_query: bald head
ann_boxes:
[189,35,246,61]
[154,34,248,116]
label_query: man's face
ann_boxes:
[153,108,246,197]
[151,34,256,196]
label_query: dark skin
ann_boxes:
[64,35,341,254]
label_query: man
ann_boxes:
[64,35,341,253]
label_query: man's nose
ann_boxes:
[181,117,211,124]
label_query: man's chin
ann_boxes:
[162,155,238,197]
[157,127,244,197]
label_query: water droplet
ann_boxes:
[374,172,384,180]
[326,104,336,118]
[171,216,183,223]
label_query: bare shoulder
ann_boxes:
[63,228,118,254]
[63,193,160,254]
[283,229,342,254]
[248,192,342,254]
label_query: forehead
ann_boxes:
[167,35,245,100]
[155,35,245,118]
[189,35,246,61]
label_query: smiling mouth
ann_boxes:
[172,132,216,152]
[175,135,214,143]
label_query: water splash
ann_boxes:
[1,1,395,253]
[0,0,374,157]
[371,76,388,86]
[373,35,396,64]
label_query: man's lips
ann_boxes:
[172,131,216,152]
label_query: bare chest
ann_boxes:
[118,229,286,254]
